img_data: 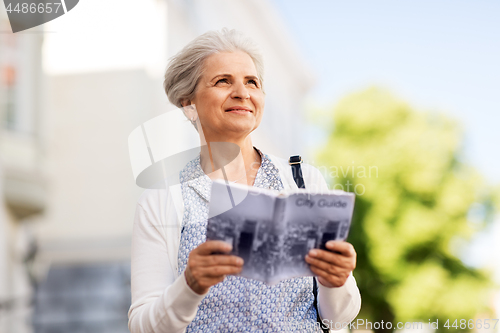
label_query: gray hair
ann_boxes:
[163,28,265,109]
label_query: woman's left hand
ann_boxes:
[305,241,357,288]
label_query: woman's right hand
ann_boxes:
[184,240,244,295]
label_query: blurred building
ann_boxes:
[2,0,313,332]
[0,9,46,333]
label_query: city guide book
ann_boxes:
[206,179,355,285]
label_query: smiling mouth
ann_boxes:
[225,108,252,112]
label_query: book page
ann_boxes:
[206,180,278,283]
[268,191,355,285]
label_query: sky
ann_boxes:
[270,0,500,184]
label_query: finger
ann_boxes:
[197,255,243,268]
[195,240,232,255]
[197,275,227,289]
[186,264,242,292]
[307,249,353,269]
[310,265,349,287]
[305,254,345,275]
[198,265,243,278]
[308,249,341,266]
[308,249,356,270]
[325,241,356,258]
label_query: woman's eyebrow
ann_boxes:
[210,74,232,81]
[210,74,259,81]
[245,75,259,81]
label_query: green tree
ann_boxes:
[316,87,493,332]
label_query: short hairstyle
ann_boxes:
[163,28,265,109]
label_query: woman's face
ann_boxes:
[188,51,265,141]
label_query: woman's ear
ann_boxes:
[182,102,198,122]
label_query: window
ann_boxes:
[0,17,18,130]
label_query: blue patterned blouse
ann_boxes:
[177,148,322,332]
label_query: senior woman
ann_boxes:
[128,28,361,333]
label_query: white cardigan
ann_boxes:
[128,154,361,333]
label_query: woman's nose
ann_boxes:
[230,82,250,99]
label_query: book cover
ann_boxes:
[206,179,355,284]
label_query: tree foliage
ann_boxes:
[317,87,493,332]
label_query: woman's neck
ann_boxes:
[199,136,261,186]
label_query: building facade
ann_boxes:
[0,9,46,333]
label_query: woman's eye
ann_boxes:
[247,80,258,86]
[215,78,229,85]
